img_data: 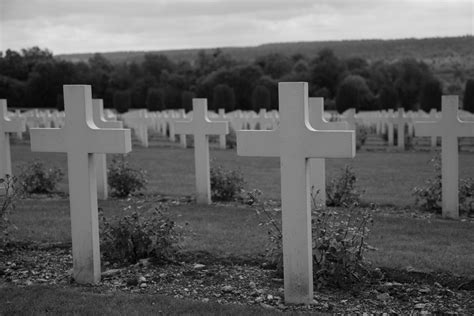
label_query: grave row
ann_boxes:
[2,83,473,304]
[10,102,474,153]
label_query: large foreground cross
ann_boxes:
[175,99,228,204]
[237,82,355,304]
[0,100,26,178]
[414,96,474,219]
[30,85,132,283]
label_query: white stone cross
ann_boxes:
[92,99,124,200]
[414,96,474,218]
[385,109,396,146]
[0,100,26,178]
[177,109,188,148]
[237,82,355,304]
[308,97,350,207]
[30,85,132,283]
[217,109,227,149]
[14,110,24,140]
[175,99,228,204]
[394,108,412,150]
[343,108,357,131]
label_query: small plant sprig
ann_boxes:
[248,189,283,273]
[414,155,474,215]
[210,164,245,202]
[311,193,374,289]
[99,199,180,265]
[19,160,64,194]
[251,187,374,289]
[0,175,24,246]
[326,165,361,207]
[108,155,147,198]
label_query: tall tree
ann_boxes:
[146,88,164,111]
[181,91,195,112]
[336,75,373,113]
[463,79,474,113]
[420,78,443,112]
[113,90,131,114]
[394,58,432,111]
[251,85,271,111]
[309,48,347,98]
[378,85,399,110]
[255,53,292,79]
[212,84,236,112]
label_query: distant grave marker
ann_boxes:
[175,99,228,204]
[237,82,355,304]
[308,97,350,207]
[395,108,412,150]
[30,85,132,283]
[0,100,26,178]
[414,96,474,218]
[92,99,124,200]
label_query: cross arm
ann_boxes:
[237,130,279,157]
[455,119,474,137]
[5,117,26,133]
[204,120,228,135]
[96,120,123,129]
[30,128,66,152]
[302,130,355,158]
[414,121,440,137]
[325,121,349,130]
[174,120,194,135]
[87,128,132,154]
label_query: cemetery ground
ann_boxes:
[2,134,474,314]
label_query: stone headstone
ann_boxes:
[237,82,355,304]
[308,97,350,207]
[92,99,124,200]
[414,96,474,218]
[30,85,132,283]
[175,99,228,204]
[0,100,26,178]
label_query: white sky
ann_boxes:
[1,0,473,55]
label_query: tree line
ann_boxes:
[1,46,473,113]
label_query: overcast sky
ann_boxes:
[1,0,472,55]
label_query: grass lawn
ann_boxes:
[4,134,474,313]
[9,134,474,276]
[12,136,474,207]
[0,285,309,315]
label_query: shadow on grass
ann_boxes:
[0,285,316,315]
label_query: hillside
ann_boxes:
[56,36,473,65]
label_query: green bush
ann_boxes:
[356,124,369,150]
[226,127,237,149]
[19,160,64,194]
[0,175,23,246]
[326,165,361,207]
[210,164,245,202]
[108,156,147,198]
[100,201,179,264]
[311,203,373,289]
[413,155,474,215]
[250,189,374,289]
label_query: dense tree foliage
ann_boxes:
[336,75,373,113]
[0,45,467,113]
[420,78,443,112]
[463,79,474,113]
[146,88,164,111]
[251,85,271,111]
[113,90,131,113]
[212,84,235,112]
[181,91,194,112]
